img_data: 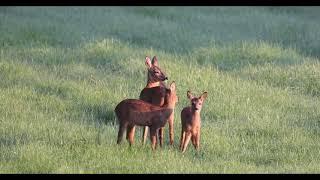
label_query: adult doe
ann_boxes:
[115,82,178,150]
[140,56,175,147]
[180,91,208,153]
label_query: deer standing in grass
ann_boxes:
[115,82,178,150]
[180,91,208,153]
[140,56,175,147]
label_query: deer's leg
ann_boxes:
[196,129,200,151]
[142,126,148,145]
[158,127,164,147]
[126,126,130,140]
[182,132,192,153]
[127,125,136,146]
[149,127,157,150]
[168,113,174,145]
[180,129,185,151]
[191,134,197,149]
[117,123,127,144]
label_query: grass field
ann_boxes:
[1,6,320,173]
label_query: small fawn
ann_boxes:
[180,91,208,153]
[115,81,178,150]
[140,56,175,147]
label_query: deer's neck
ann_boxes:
[191,110,201,122]
[146,81,161,88]
[162,108,173,117]
[161,101,175,112]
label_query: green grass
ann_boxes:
[1,6,320,173]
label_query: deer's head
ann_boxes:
[187,91,208,112]
[145,56,168,83]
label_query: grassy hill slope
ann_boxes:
[0,7,320,173]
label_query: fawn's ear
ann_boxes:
[200,92,208,100]
[187,91,194,100]
[145,56,152,68]
[152,56,159,67]
[169,81,176,92]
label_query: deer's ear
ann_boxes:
[187,91,194,100]
[152,56,159,67]
[170,81,176,92]
[145,56,152,68]
[200,92,208,100]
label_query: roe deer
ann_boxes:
[140,56,175,147]
[180,91,208,153]
[115,81,178,150]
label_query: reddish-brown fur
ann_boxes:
[115,82,178,150]
[180,91,208,153]
[139,56,175,147]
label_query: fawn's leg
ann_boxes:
[180,129,185,151]
[182,132,192,153]
[158,127,164,147]
[142,126,148,145]
[150,127,157,150]
[168,112,174,145]
[126,126,131,140]
[191,134,197,149]
[127,125,136,146]
[196,129,200,151]
[117,123,127,144]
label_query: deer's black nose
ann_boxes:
[164,77,168,80]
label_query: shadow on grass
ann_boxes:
[80,103,117,126]
[0,132,30,147]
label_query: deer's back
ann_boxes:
[115,99,157,116]
[115,99,171,127]
[139,86,166,106]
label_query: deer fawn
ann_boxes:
[115,82,178,150]
[180,91,208,153]
[140,56,175,147]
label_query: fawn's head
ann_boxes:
[164,81,178,109]
[145,56,168,83]
[187,91,208,112]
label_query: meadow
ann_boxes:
[0,6,320,173]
